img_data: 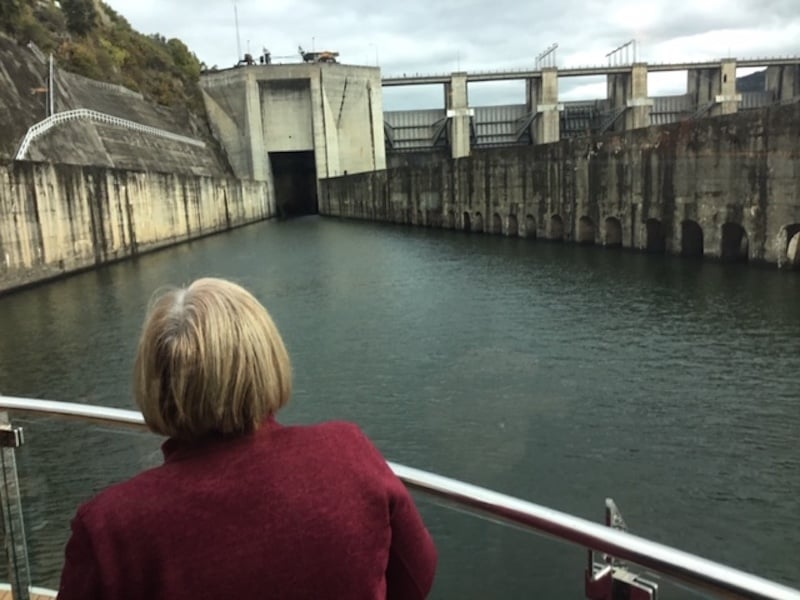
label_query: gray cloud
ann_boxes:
[105,0,800,108]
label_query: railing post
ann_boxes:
[0,412,31,600]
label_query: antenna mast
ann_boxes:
[234,0,242,60]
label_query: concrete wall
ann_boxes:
[316,65,386,176]
[766,65,800,101]
[0,161,273,293]
[261,79,314,152]
[320,102,800,268]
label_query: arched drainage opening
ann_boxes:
[781,224,800,269]
[681,220,704,257]
[646,219,666,254]
[492,213,503,235]
[721,223,749,262]
[604,217,622,248]
[577,216,595,245]
[473,212,484,233]
[549,215,564,241]
[507,215,519,237]
[788,232,800,269]
[463,212,472,232]
[524,215,537,239]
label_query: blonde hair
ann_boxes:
[133,278,292,440]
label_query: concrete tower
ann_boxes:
[201,62,386,215]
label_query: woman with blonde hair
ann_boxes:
[57,277,437,600]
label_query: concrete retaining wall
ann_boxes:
[0,161,273,293]
[321,102,800,268]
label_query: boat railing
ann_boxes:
[0,395,798,600]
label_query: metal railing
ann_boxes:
[0,396,799,600]
[381,56,800,84]
[599,106,628,134]
[15,109,206,160]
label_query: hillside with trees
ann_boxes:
[0,0,204,113]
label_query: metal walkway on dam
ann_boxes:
[380,56,800,155]
[381,56,800,85]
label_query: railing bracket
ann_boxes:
[585,498,659,600]
[0,425,24,448]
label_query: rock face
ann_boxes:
[320,102,800,268]
[0,37,47,160]
[0,35,228,177]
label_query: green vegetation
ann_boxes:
[62,0,97,35]
[1,0,204,112]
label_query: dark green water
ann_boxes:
[0,217,798,598]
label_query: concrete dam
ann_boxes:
[321,103,800,266]
[2,32,800,297]
[200,55,800,269]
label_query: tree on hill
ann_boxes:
[62,0,97,35]
[0,0,205,113]
[167,38,201,79]
[0,0,23,32]
[736,70,766,93]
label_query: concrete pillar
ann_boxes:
[766,65,800,102]
[628,63,652,129]
[606,63,652,131]
[528,68,560,144]
[717,59,739,115]
[687,68,715,106]
[367,79,387,171]
[244,74,268,180]
[445,73,472,159]
[687,60,740,117]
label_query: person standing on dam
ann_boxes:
[56,277,437,600]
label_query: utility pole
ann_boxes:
[233,0,242,60]
[48,54,55,116]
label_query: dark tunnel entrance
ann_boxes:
[270,151,318,217]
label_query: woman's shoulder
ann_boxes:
[298,419,367,439]
[279,420,393,473]
[283,419,379,453]
[71,462,169,532]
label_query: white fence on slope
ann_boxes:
[15,108,206,160]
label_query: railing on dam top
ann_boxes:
[14,109,206,161]
[0,396,799,600]
[381,55,800,84]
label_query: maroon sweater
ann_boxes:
[57,419,437,600]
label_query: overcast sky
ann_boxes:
[103,0,800,109]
